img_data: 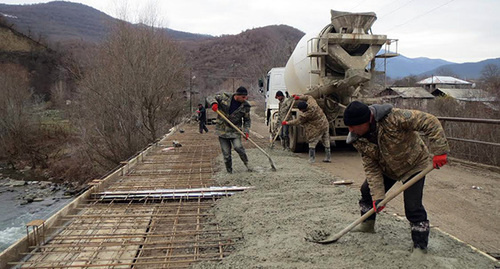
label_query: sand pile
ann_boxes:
[192,149,497,268]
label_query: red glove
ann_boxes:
[196,110,200,113]
[244,132,249,140]
[373,199,385,213]
[433,154,448,169]
[281,121,288,125]
[293,94,300,100]
[211,103,218,112]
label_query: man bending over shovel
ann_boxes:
[282,95,331,163]
[343,101,449,254]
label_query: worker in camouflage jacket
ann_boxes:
[282,94,331,163]
[275,91,293,150]
[207,86,252,173]
[343,101,449,254]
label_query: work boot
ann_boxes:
[353,220,376,233]
[323,147,331,163]
[308,148,316,163]
[411,220,430,252]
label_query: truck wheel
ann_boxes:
[289,126,300,152]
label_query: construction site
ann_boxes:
[1,6,499,269]
[0,116,498,268]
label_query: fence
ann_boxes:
[438,117,500,167]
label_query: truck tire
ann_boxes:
[289,126,305,152]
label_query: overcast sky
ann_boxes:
[1,0,499,63]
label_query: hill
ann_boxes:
[182,24,304,97]
[0,1,209,44]
[4,1,496,89]
[420,57,500,79]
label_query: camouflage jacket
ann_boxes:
[287,95,329,142]
[277,97,294,122]
[349,104,450,200]
[206,92,251,139]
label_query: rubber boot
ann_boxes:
[323,147,331,163]
[284,137,290,151]
[411,221,430,253]
[244,162,253,172]
[280,138,286,150]
[308,148,316,163]
[353,220,376,233]
[224,161,232,174]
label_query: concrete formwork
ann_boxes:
[1,123,258,269]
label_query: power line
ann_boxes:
[378,0,417,19]
[386,0,457,32]
[350,0,371,11]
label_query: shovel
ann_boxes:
[215,110,277,171]
[270,99,295,149]
[306,165,434,244]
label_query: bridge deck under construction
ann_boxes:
[9,124,259,269]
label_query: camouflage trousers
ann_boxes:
[308,128,330,149]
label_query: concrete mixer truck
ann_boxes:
[262,9,397,152]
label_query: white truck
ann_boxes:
[263,67,286,135]
[262,9,397,152]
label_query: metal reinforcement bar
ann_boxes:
[1,124,246,269]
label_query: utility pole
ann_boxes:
[189,71,196,112]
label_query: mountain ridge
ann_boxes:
[1,1,498,81]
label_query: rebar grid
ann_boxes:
[16,124,237,269]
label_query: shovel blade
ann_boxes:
[304,230,340,244]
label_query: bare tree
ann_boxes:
[0,64,48,168]
[75,21,187,166]
[480,64,500,96]
[434,66,458,78]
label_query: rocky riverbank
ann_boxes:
[0,168,83,252]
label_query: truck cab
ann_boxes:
[262,68,308,151]
[263,67,287,136]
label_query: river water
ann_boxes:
[0,180,74,252]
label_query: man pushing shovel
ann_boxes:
[207,86,252,173]
[343,101,449,254]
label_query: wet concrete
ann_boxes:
[191,148,498,268]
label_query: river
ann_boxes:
[0,179,74,252]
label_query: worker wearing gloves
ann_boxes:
[275,91,293,150]
[206,86,251,173]
[282,94,330,163]
[343,101,449,254]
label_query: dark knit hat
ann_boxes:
[343,101,371,126]
[235,86,248,96]
[297,101,308,110]
[275,91,284,97]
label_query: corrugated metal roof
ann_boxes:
[388,87,435,98]
[417,76,472,85]
[432,88,497,102]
